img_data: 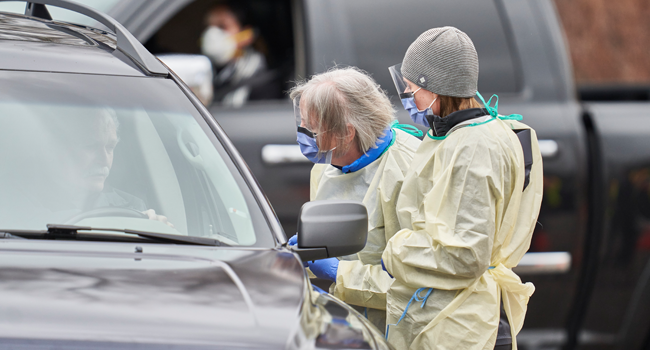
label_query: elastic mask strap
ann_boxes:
[476,91,523,121]
[385,287,433,339]
[412,88,436,113]
[418,96,437,113]
[391,120,423,138]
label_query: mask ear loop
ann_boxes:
[414,87,437,113]
[315,130,338,161]
[424,97,437,112]
[315,132,336,163]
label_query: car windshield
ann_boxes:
[0,0,121,29]
[0,71,274,247]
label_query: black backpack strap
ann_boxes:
[513,129,533,191]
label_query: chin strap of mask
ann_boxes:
[391,120,423,138]
[476,91,523,121]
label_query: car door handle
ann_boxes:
[262,144,311,165]
[513,252,571,275]
[538,139,558,158]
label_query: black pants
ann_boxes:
[494,344,513,350]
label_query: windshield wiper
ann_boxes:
[0,224,228,247]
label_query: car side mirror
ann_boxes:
[291,200,368,262]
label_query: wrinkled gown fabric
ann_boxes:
[310,128,421,333]
[382,117,543,350]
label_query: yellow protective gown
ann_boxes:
[309,128,421,333]
[382,116,543,350]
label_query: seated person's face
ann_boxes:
[58,114,118,195]
[207,6,254,49]
[208,6,241,36]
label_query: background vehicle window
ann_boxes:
[0,72,273,247]
[145,0,295,107]
[307,0,521,96]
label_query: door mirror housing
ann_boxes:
[291,200,368,262]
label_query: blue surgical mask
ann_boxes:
[296,127,334,164]
[400,88,437,127]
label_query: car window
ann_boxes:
[306,0,521,96]
[0,71,274,247]
[144,0,295,108]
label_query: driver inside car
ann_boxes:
[0,107,173,228]
[200,2,267,108]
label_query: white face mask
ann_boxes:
[200,26,236,66]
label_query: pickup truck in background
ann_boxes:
[2,0,648,349]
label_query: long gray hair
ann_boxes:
[289,67,395,154]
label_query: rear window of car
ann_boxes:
[307,0,521,96]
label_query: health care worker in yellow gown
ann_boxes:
[287,67,421,333]
[382,27,543,350]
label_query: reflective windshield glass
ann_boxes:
[0,71,273,247]
[0,0,120,29]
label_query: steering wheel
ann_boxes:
[64,207,148,225]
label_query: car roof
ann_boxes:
[0,12,152,77]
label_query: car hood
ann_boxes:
[0,240,306,349]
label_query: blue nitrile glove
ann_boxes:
[306,258,339,282]
[381,259,393,278]
[288,235,309,267]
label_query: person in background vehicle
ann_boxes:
[382,27,543,349]
[200,2,267,108]
[0,108,172,228]
[287,67,422,333]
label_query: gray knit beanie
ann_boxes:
[401,27,478,98]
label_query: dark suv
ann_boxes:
[0,1,389,349]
